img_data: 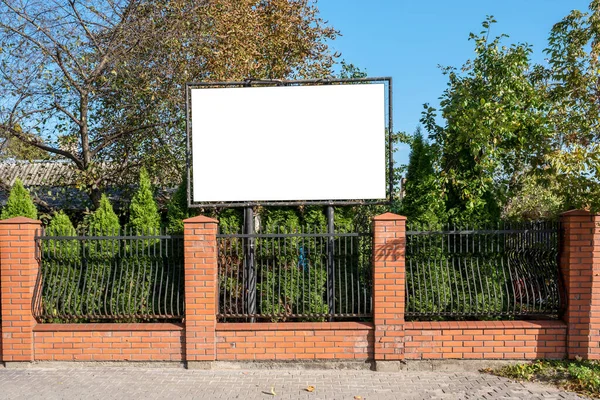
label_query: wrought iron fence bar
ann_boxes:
[406,229,557,236]
[217,232,368,238]
[34,233,185,323]
[38,235,184,240]
[405,221,562,320]
[218,313,373,318]
[404,311,556,316]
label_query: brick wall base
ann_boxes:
[21,320,566,363]
[216,322,374,361]
[33,324,184,361]
[405,321,566,360]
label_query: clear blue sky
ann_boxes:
[318,0,592,167]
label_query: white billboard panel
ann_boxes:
[190,83,386,203]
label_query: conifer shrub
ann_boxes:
[129,167,160,234]
[121,168,163,318]
[0,178,37,220]
[83,194,120,317]
[48,211,77,236]
[87,194,121,235]
[41,211,81,321]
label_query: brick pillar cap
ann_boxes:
[183,215,218,224]
[561,209,592,217]
[0,216,41,225]
[373,212,406,221]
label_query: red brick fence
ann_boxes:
[0,210,597,369]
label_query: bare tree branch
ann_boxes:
[53,100,82,127]
[0,125,83,169]
[90,123,163,157]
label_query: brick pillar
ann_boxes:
[372,212,406,371]
[560,210,600,360]
[183,215,218,369]
[0,217,41,365]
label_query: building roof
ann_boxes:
[0,161,176,211]
[0,161,76,187]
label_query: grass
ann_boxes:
[488,359,600,398]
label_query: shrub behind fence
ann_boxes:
[405,221,563,320]
[217,226,373,322]
[34,228,184,322]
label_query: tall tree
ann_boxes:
[400,127,445,225]
[423,3,600,218]
[0,0,338,208]
[543,0,600,210]
[421,17,550,223]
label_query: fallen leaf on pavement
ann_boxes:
[305,386,315,392]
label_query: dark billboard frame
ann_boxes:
[186,77,393,208]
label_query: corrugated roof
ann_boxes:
[0,161,76,186]
[0,161,177,210]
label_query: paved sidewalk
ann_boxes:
[0,367,584,400]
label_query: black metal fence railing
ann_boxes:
[405,222,563,319]
[34,229,184,322]
[217,228,372,321]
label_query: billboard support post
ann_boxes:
[327,205,335,321]
[244,207,256,322]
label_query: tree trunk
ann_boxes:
[89,187,103,210]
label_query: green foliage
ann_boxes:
[338,60,367,79]
[493,359,600,398]
[0,130,48,161]
[82,194,120,317]
[165,175,195,234]
[86,194,121,235]
[219,208,243,233]
[405,231,506,318]
[254,206,370,322]
[421,3,600,218]
[302,206,327,231]
[126,168,162,319]
[422,16,549,224]
[47,211,76,235]
[129,168,160,234]
[542,1,600,211]
[400,128,446,226]
[41,211,81,322]
[41,197,183,322]
[332,206,355,232]
[218,206,332,322]
[263,207,301,233]
[262,206,364,234]
[503,175,564,221]
[569,362,600,395]
[259,265,328,322]
[1,178,37,220]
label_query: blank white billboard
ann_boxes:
[190,83,386,203]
